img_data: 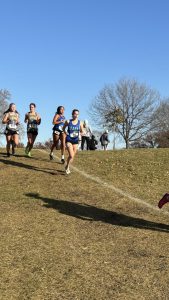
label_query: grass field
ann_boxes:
[0,148,169,300]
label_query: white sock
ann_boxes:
[61,155,64,159]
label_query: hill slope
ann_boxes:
[0,148,169,300]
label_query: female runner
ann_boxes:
[2,103,20,157]
[49,106,66,163]
[63,109,83,174]
[24,103,41,157]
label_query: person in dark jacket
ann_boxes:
[100,130,110,150]
[89,135,98,150]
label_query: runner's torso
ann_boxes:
[66,119,80,143]
[27,112,38,132]
[6,112,19,131]
[53,115,65,132]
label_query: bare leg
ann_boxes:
[12,134,19,155]
[65,143,78,173]
[60,133,66,163]
[26,133,32,150]
[6,135,12,156]
[28,134,37,151]
[25,133,37,156]
[50,133,59,159]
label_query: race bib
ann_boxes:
[9,123,17,129]
[58,125,63,131]
[7,122,17,131]
[28,123,37,129]
[70,132,78,138]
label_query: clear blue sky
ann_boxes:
[1,0,169,145]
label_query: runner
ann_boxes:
[49,106,65,163]
[2,103,20,157]
[63,109,83,174]
[24,103,41,157]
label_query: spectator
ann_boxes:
[89,135,98,150]
[81,120,92,150]
[100,130,110,150]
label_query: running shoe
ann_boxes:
[49,153,54,160]
[25,147,29,155]
[61,158,65,164]
[158,193,169,209]
[7,152,10,157]
[27,151,32,158]
[65,166,71,175]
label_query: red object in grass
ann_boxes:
[158,193,169,209]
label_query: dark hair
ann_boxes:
[29,103,36,108]
[57,106,64,114]
[4,103,19,114]
[72,109,79,115]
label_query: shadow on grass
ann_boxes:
[26,193,169,233]
[0,158,65,175]
[0,151,7,156]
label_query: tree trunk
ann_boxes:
[125,139,129,149]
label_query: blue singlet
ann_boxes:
[53,115,65,132]
[66,119,80,144]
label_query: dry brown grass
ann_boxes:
[0,148,169,300]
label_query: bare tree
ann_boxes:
[34,142,46,149]
[89,78,160,148]
[44,138,53,149]
[155,130,169,148]
[18,123,25,142]
[143,100,169,148]
[0,89,11,134]
[152,99,169,132]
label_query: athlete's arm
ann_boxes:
[63,120,69,133]
[2,113,9,124]
[24,113,28,123]
[16,114,20,125]
[53,114,64,125]
[37,114,41,125]
[79,122,84,141]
